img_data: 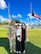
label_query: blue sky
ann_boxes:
[0,0,41,24]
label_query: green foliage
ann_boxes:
[12,20,22,23]
[3,21,8,25]
[0,22,3,25]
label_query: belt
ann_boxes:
[16,36,20,37]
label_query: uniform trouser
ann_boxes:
[16,36,21,51]
[9,37,16,51]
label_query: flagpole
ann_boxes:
[30,2,32,14]
[30,2,32,28]
[26,3,32,42]
[26,2,32,42]
[8,3,11,26]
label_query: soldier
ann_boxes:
[8,21,16,53]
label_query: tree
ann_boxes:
[3,20,8,25]
[0,22,3,25]
[12,20,22,23]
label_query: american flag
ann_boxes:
[32,11,40,19]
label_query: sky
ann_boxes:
[0,0,41,24]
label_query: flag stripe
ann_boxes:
[32,11,40,19]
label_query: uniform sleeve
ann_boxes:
[7,25,11,34]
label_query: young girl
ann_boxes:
[16,25,22,53]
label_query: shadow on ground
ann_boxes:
[0,38,41,54]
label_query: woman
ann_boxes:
[21,23,27,53]
[16,25,22,53]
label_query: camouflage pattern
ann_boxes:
[8,25,16,51]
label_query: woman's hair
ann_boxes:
[21,23,25,27]
[10,20,15,25]
[22,23,25,25]
[21,23,27,29]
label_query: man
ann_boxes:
[8,21,16,53]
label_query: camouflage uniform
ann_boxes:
[8,25,16,51]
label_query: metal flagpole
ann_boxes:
[8,3,11,26]
[26,2,32,42]
[8,2,11,49]
[30,2,32,28]
[30,2,32,14]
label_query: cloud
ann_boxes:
[40,20,41,23]
[0,0,7,10]
[31,22,34,24]
[27,18,29,20]
[12,15,17,18]
[0,15,8,22]
[12,14,22,18]
[17,14,22,18]
[39,20,41,24]
[27,13,35,19]
[35,20,38,23]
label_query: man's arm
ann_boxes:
[7,26,11,39]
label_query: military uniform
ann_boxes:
[8,25,16,52]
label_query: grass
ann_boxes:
[28,29,41,48]
[0,47,8,54]
[0,30,8,38]
[0,29,41,54]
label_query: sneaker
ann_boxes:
[10,50,12,53]
[14,50,16,52]
[19,51,21,53]
[23,50,26,53]
[16,51,18,53]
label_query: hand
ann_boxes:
[19,39,21,42]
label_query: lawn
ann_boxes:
[0,29,41,54]
[28,29,41,48]
[0,30,8,38]
[0,47,8,54]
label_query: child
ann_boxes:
[16,25,22,53]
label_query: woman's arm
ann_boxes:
[26,26,29,42]
[20,30,22,42]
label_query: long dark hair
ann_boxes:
[21,23,26,29]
